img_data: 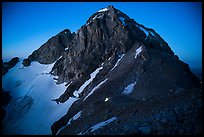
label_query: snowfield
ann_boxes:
[2,60,77,135]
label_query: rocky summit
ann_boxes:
[5,5,201,135]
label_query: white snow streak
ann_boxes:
[149,31,155,37]
[68,111,82,124]
[56,56,63,62]
[83,78,108,101]
[122,82,137,95]
[138,26,149,36]
[90,117,117,132]
[135,24,156,39]
[56,110,82,135]
[93,14,104,20]
[135,47,142,58]
[2,60,78,135]
[73,65,103,98]
[110,54,124,72]
[78,117,117,135]
[98,8,109,12]
[86,13,104,26]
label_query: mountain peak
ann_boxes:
[97,5,115,12]
[3,5,201,135]
[108,5,114,8]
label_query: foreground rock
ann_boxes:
[1,89,12,120]
[2,57,19,75]
[54,87,201,135]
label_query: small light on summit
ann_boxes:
[104,97,109,102]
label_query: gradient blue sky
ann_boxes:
[2,2,202,70]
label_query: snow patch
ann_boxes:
[79,117,117,135]
[135,24,157,40]
[122,82,136,94]
[68,111,82,124]
[56,110,82,135]
[86,21,92,26]
[104,97,110,102]
[90,117,117,132]
[98,8,109,12]
[73,64,103,98]
[53,75,59,79]
[135,47,143,58]
[110,54,125,72]
[83,78,108,101]
[149,31,155,37]
[93,14,104,20]
[65,47,68,50]
[86,14,104,26]
[56,56,63,62]
[119,17,126,26]
[139,26,149,37]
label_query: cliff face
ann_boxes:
[22,29,75,66]
[4,5,201,135]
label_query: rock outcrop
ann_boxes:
[2,57,19,75]
[22,29,75,66]
[1,89,12,120]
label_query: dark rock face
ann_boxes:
[22,29,75,66]
[1,89,12,120]
[50,6,180,104]
[22,58,31,67]
[22,5,201,135]
[1,89,12,107]
[2,57,19,75]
